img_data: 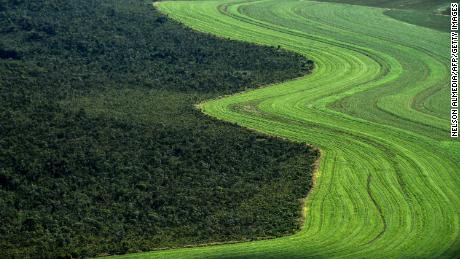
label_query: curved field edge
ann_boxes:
[110,0,460,258]
[316,0,450,32]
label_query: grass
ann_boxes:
[110,0,459,257]
[304,0,451,32]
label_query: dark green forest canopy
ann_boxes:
[0,0,316,258]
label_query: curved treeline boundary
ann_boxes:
[0,0,317,257]
[120,0,459,258]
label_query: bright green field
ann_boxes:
[115,0,459,257]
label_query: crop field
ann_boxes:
[117,0,459,258]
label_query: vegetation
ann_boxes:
[316,0,450,9]
[441,7,450,16]
[0,0,317,258]
[118,0,459,258]
[320,0,450,32]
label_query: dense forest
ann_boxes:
[0,0,317,258]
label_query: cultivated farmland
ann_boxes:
[117,0,460,258]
